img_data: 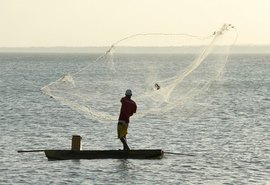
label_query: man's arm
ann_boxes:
[134,103,137,113]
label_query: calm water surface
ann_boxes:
[0,53,269,184]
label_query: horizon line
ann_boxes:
[1,45,270,54]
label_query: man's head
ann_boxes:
[125,89,132,97]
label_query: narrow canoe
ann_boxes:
[45,149,163,160]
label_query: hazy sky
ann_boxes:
[1,0,269,47]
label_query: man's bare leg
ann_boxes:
[120,137,130,150]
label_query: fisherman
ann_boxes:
[117,89,137,150]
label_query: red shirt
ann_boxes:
[118,97,137,123]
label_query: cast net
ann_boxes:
[41,24,237,122]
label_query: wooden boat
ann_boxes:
[44,149,164,160]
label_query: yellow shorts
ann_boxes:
[117,122,128,138]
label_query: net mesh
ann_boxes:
[41,24,237,122]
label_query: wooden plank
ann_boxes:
[17,150,44,153]
[44,149,164,160]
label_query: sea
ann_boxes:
[0,52,269,185]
